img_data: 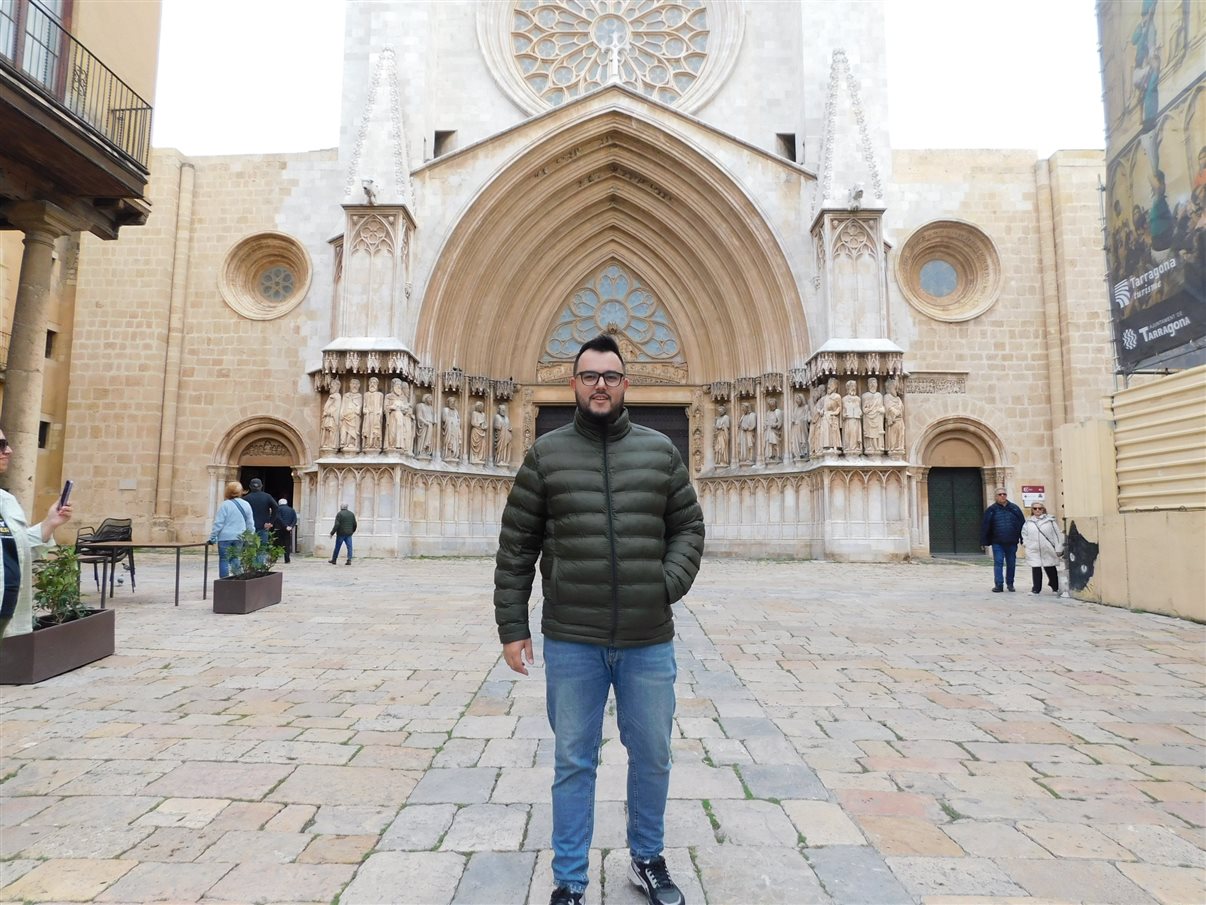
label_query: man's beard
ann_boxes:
[576,391,621,424]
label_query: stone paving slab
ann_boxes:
[1,554,1203,904]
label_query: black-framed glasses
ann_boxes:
[575,370,625,387]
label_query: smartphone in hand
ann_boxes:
[58,479,73,510]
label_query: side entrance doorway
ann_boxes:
[535,405,690,465]
[928,467,983,555]
[239,466,294,506]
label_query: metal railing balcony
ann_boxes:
[0,0,152,171]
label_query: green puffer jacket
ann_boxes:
[494,408,705,648]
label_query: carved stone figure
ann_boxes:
[861,377,885,455]
[884,377,905,457]
[385,378,415,453]
[469,401,488,464]
[764,397,782,462]
[442,396,462,460]
[339,378,363,453]
[361,376,385,452]
[737,401,757,465]
[819,378,842,453]
[713,403,731,467]
[790,392,809,460]
[841,379,863,455]
[494,404,512,466]
[320,377,341,451]
[416,393,436,457]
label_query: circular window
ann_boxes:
[477,1,744,115]
[897,221,1002,322]
[220,232,311,320]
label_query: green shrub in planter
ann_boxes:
[224,530,285,581]
[33,545,87,626]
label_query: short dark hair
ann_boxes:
[573,334,624,372]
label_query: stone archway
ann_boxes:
[211,417,310,551]
[910,417,1009,556]
[417,101,809,384]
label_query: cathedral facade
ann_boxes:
[65,0,1114,560]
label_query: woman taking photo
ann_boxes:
[1021,502,1065,595]
[0,427,74,638]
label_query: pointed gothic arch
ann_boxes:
[417,102,808,382]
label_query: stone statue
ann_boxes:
[416,393,435,457]
[442,396,462,460]
[861,377,885,455]
[320,377,341,451]
[790,392,809,460]
[713,403,731,467]
[469,401,488,464]
[494,403,512,466]
[339,377,363,453]
[819,379,842,453]
[385,378,415,454]
[764,397,783,463]
[737,401,757,465]
[361,376,385,452]
[841,379,863,456]
[884,377,905,457]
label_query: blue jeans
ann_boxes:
[256,529,271,566]
[992,542,1018,589]
[217,539,242,578]
[332,534,353,561]
[544,636,677,894]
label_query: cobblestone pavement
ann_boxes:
[1,554,1203,904]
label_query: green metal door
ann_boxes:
[928,467,983,555]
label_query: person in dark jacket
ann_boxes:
[243,479,277,549]
[329,504,357,565]
[980,487,1025,592]
[495,334,705,905]
[272,498,297,563]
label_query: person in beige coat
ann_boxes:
[1021,503,1065,595]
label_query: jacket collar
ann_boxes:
[573,407,632,443]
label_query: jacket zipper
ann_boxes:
[603,429,620,646]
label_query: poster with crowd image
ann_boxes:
[1099,0,1204,372]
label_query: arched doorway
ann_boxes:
[213,417,309,552]
[913,418,1008,557]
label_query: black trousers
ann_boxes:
[1032,565,1059,593]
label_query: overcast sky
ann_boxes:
[152,0,1106,158]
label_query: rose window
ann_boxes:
[512,0,710,107]
[543,263,683,361]
[259,266,295,302]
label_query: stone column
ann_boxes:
[0,202,78,513]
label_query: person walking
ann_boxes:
[329,503,357,565]
[0,427,73,639]
[494,334,705,905]
[208,481,254,579]
[243,478,277,550]
[272,498,297,563]
[980,487,1025,592]
[1021,502,1065,595]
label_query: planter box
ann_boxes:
[0,608,116,685]
[213,571,283,614]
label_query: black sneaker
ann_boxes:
[991,586,1003,592]
[549,887,583,905]
[1007,585,1015,592]
[630,856,684,905]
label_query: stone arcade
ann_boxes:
[65,1,1114,561]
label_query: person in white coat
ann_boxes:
[1021,502,1065,595]
[0,426,74,638]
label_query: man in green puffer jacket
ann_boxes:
[494,334,704,905]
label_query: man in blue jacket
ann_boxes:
[980,487,1025,592]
